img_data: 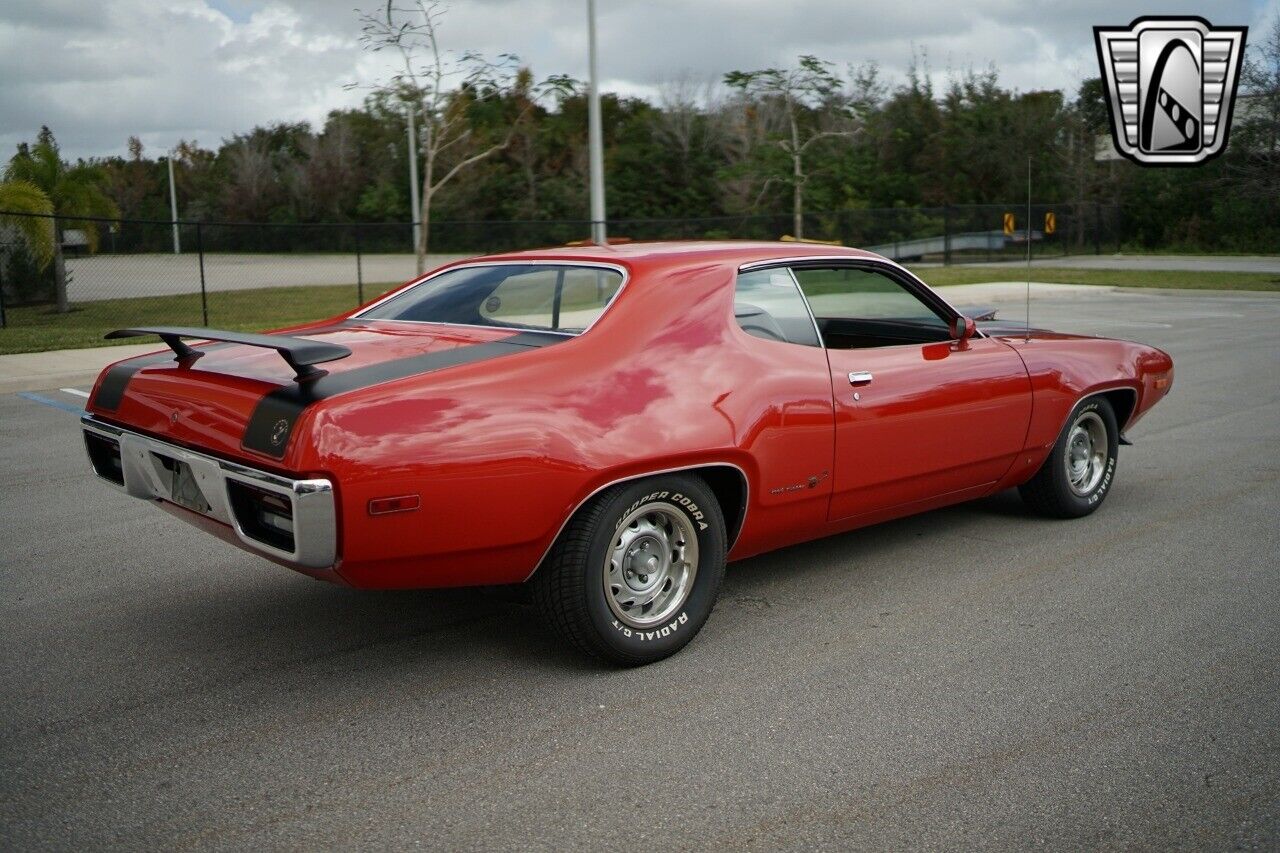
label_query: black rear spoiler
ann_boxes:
[105,326,352,381]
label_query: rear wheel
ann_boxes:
[532,474,726,665]
[1019,396,1119,518]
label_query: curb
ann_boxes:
[0,343,162,394]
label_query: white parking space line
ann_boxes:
[60,388,91,398]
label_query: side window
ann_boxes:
[790,266,951,349]
[733,269,820,347]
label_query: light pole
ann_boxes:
[167,150,181,254]
[586,0,606,244]
[406,102,422,255]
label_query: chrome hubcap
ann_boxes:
[1065,411,1108,496]
[605,502,699,628]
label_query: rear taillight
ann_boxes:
[227,481,295,553]
[85,433,124,485]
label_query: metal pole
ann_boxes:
[586,0,607,244]
[943,206,952,265]
[168,153,181,254]
[0,245,7,328]
[196,221,208,326]
[355,226,364,305]
[406,103,421,254]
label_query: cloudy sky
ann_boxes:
[1,0,1274,160]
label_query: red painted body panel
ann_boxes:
[988,331,1174,491]
[86,242,1173,588]
[823,337,1032,520]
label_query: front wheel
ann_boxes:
[1019,396,1119,518]
[532,474,726,665]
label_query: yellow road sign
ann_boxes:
[1044,211,1056,235]
[1003,213,1015,236]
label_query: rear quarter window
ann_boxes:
[360,264,624,334]
[479,267,623,333]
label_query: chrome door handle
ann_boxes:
[847,371,873,386]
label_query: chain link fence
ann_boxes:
[0,204,1123,350]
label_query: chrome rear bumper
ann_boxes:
[81,415,337,568]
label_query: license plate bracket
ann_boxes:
[165,457,212,515]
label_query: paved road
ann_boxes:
[986,254,1280,273]
[2,288,1278,849]
[65,252,475,301]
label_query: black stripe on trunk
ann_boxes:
[242,331,567,459]
[92,351,206,411]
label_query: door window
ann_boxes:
[790,266,951,349]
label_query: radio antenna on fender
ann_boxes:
[1025,155,1032,344]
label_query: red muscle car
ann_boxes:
[82,242,1173,663]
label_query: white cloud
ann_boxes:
[0,0,1266,160]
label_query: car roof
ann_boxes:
[474,240,886,271]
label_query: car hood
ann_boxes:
[977,321,1095,341]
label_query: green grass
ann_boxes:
[2,265,1278,355]
[908,265,1280,291]
[0,282,399,355]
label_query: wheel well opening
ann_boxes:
[1098,389,1137,432]
[529,465,751,582]
[694,466,748,549]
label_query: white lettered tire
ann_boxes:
[1020,396,1120,518]
[532,474,727,665]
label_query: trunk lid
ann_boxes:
[87,320,556,467]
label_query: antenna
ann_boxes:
[1025,156,1031,343]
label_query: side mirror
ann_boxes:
[952,315,976,343]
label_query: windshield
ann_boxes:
[359,264,625,334]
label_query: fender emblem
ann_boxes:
[269,419,290,447]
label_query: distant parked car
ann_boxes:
[81,242,1173,663]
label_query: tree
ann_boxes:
[724,56,860,238]
[354,1,570,272]
[0,179,55,272]
[1230,13,1280,202]
[4,128,118,312]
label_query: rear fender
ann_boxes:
[522,458,754,582]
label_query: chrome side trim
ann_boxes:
[351,259,631,337]
[81,415,337,569]
[523,462,751,582]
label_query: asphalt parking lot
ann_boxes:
[2,286,1278,849]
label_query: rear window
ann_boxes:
[359,264,625,334]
